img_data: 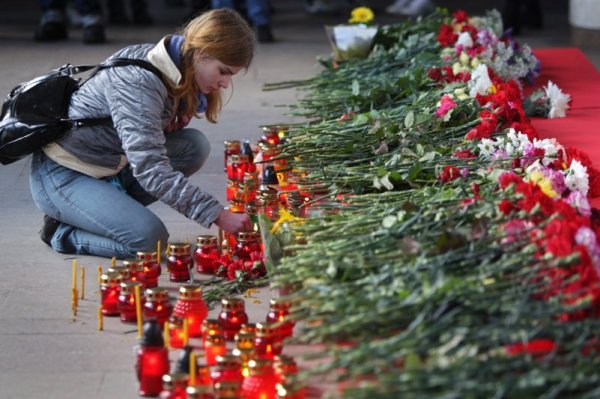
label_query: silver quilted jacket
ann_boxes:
[42,37,223,228]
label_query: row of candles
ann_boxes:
[87,127,307,398]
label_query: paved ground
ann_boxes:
[0,0,597,398]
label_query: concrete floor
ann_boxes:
[0,0,597,398]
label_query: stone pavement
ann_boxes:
[0,1,597,398]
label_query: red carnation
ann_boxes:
[453,10,469,23]
[437,24,458,47]
[505,339,557,356]
[497,172,522,189]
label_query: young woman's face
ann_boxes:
[193,52,243,94]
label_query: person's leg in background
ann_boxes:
[211,0,274,42]
[35,0,106,44]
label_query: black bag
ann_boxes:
[0,58,164,165]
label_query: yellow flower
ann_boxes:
[349,7,374,24]
[529,170,558,198]
[270,208,304,234]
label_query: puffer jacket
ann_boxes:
[42,37,224,228]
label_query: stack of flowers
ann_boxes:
[259,7,600,398]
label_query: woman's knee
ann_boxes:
[122,216,169,255]
[166,128,211,176]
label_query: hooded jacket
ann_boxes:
[42,36,224,228]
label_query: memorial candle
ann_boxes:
[204,334,226,366]
[172,285,207,338]
[167,243,194,282]
[218,298,248,341]
[201,318,223,346]
[194,235,220,274]
[124,259,147,288]
[118,281,143,323]
[241,359,277,399]
[254,322,283,360]
[266,298,295,340]
[211,355,244,386]
[143,287,172,326]
[136,319,170,397]
[137,250,161,288]
[100,272,122,316]
[168,317,185,349]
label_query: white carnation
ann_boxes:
[565,159,589,195]
[468,64,493,97]
[456,32,473,49]
[544,81,571,119]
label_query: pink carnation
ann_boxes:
[435,95,458,118]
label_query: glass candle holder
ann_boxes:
[194,235,220,274]
[136,319,170,397]
[218,297,249,341]
[201,318,224,347]
[233,231,262,262]
[214,381,242,399]
[159,373,188,399]
[137,250,161,288]
[235,331,255,351]
[123,259,147,288]
[240,323,257,336]
[118,281,143,323]
[232,347,256,379]
[168,317,185,350]
[254,322,283,360]
[100,271,122,316]
[224,140,241,172]
[226,179,240,202]
[257,188,280,222]
[227,200,246,214]
[241,359,277,399]
[204,334,227,366]
[186,385,213,399]
[274,355,298,384]
[143,287,172,326]
[172,284,207,338]
[108,265,130,282]
[266,298,295,340]
[167,242,194,282]
[226,154,251,182]
[210,355,244,386]
[261,127,281,147]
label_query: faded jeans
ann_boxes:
[30,128,210,259]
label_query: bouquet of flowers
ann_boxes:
[326,6,378,61]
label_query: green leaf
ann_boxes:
[404,111,415,129]
[352,79,360,96]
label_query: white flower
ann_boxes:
[455,32,473,49]
[478,138,497,158]
[565,159,589,195]
[468,64,493,97]
[533,138,558,166]
[544,81,571,119]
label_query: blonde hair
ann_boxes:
[173,9,255,123]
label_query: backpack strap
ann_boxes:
[63,58,168,128]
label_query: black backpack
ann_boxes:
[0,58,164,165]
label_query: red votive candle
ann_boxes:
[214,381,242,399]
[172,284,207,338]
[143,287,172,326]
[218,297,249,341]
[241,359,277,399]
[204,334,227,366]
[266,298,295,340]
[100,271,122,316]
[117,281,143,323]
[168,317,185,350]
[186,385,213,399]
[159,373,188,399]
[224,140,241,172]
[226,154,251,182]
[167,242,194,282]
[123,259,147,288]
[233,231,262,262]
[136,319,170,397]
[254,322,283,360]
[136,250,161,288]
[194,235,220,274]
[201,318,224,347]
[210,355,244,386]
[108,265,130,281]
[226,180,240,202]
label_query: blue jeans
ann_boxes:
[30,128,210,259]
[39,0,103,15]
[211,0,271,26]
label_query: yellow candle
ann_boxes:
[163,321,170,349]
[111,257,116,268]
[72,287,78,316]
[189,352,197,385]
[97,305,103,331]
[134,284,143,339]
[183,318,189,346]
[71,259,77,290]
[157,240,161,265]
[97,265,102,285]
[80,266,85,300]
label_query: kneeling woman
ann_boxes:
[30,9,254,259]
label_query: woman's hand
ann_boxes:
[213,209,252,233]
[164,113,192,133]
